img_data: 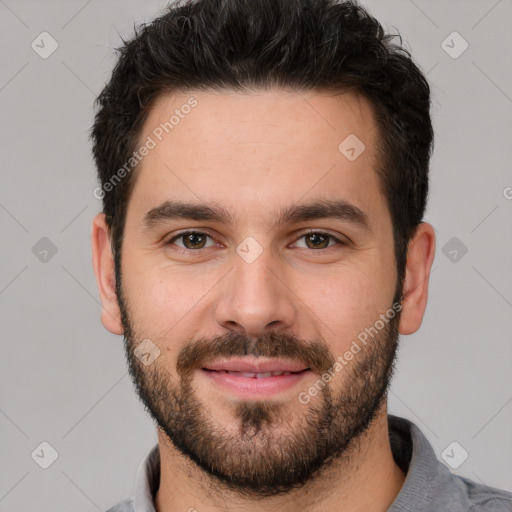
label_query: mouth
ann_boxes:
[199,358,311,398]
[203,369,309,378]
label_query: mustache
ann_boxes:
[176,330,335,377]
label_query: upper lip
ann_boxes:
[202,357,309,373]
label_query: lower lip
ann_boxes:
[200,369,311,398]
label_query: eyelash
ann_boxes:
[165,229,347,254]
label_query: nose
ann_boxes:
[215,247,297,339]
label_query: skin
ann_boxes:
[91,89,436,512]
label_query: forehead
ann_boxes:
[128,88,388,231]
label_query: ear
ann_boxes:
[398,222,436,335]
[91,213,124,335]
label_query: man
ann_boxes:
[90,0,512,511]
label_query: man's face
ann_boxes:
[117,90,400,494]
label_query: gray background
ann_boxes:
[1,0,511,510]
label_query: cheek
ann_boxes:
[120,254,172,327]
[125,275,188,328]
[297,267,391,354]
[120,256,219,340]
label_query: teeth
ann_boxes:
[255,372,272,379]
[223,370,294,378]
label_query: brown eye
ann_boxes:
[182,232,207,249]
[304,233,331,249]
[292,231,343,250]
[167,231,214,250]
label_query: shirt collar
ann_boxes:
[134,442,160,512]
[387,414,446,511]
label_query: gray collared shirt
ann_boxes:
[106,415,512,511]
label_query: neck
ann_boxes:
[154,404,406,512]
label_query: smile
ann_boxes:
[208,370,302,378]
[199,360,311,398]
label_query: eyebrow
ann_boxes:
[142,199,371,232]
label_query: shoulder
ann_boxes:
[105,497,135,512]
[387,415,512,511]
[459,476,512,512]
[427,470,512,511]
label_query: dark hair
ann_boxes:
[91,0,433,292]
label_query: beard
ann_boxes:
[117,277,402,497]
